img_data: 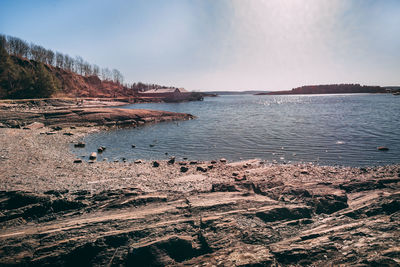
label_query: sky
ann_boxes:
[1,0,399,91]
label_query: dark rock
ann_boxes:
[89,152,97,160]
[377,146,389,151]
[168,157,175,165]
[180,166,189,173]
[220,158,227,163]
[152,161,160,167]
[339,180,385,193]
[312,194,348,214]
[63,132,74,136]
[3,192,50,210]
[51,199,86,212]
[7,120,20,128]
[52,126,63,131]
[97,146,106,153]
[126,236,197,266]
[190,161,198,165]
[73,159,82,164]
[131,144,136,148]
[45,131,57,135]
[256,206,312,222]
[74,142,86,148]
[211,160,217,164]
[300,233,321,241]
[211,183,238,192]
[134,160,142,164]
[196,166,207,172]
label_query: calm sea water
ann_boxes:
[75,94,400,166]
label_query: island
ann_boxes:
[255,84,387,95]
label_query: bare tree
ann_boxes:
[92,64,100,77]
[101,67,112,81]
[75,56,84,75]
[55,52,64,68]
[45,49,55,65]
[63,54,74,72]
[112,69,123,84]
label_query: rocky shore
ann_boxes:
[0,122,399,266]
[0,98,193,129]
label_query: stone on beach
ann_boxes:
[89,152,97,160]
[97,146,106,153]
[196,166,208,172]
[74,142,86,148]
[220,158,227,163]
[73,159,82,164]
[168,157,175,165]
[52,126,63,131]
[152,161,160,167]
[180,166,189,173]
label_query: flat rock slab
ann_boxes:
[0,108,194,127]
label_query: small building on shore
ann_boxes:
[137,88,192,102]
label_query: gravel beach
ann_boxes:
[1,123,399,266]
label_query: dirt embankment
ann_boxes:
[0,125,399,266]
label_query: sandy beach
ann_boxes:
[0,117,399,265]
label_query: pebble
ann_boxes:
[152,161,160,167]
[73,159,82,164]
[196,166,208,172]
[89,152,97,160]
[168,157,175,165]
[74,142,86,148]
[180,166,189,173]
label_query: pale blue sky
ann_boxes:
[1,0,399,91]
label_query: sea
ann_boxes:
[73,94,400,167]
